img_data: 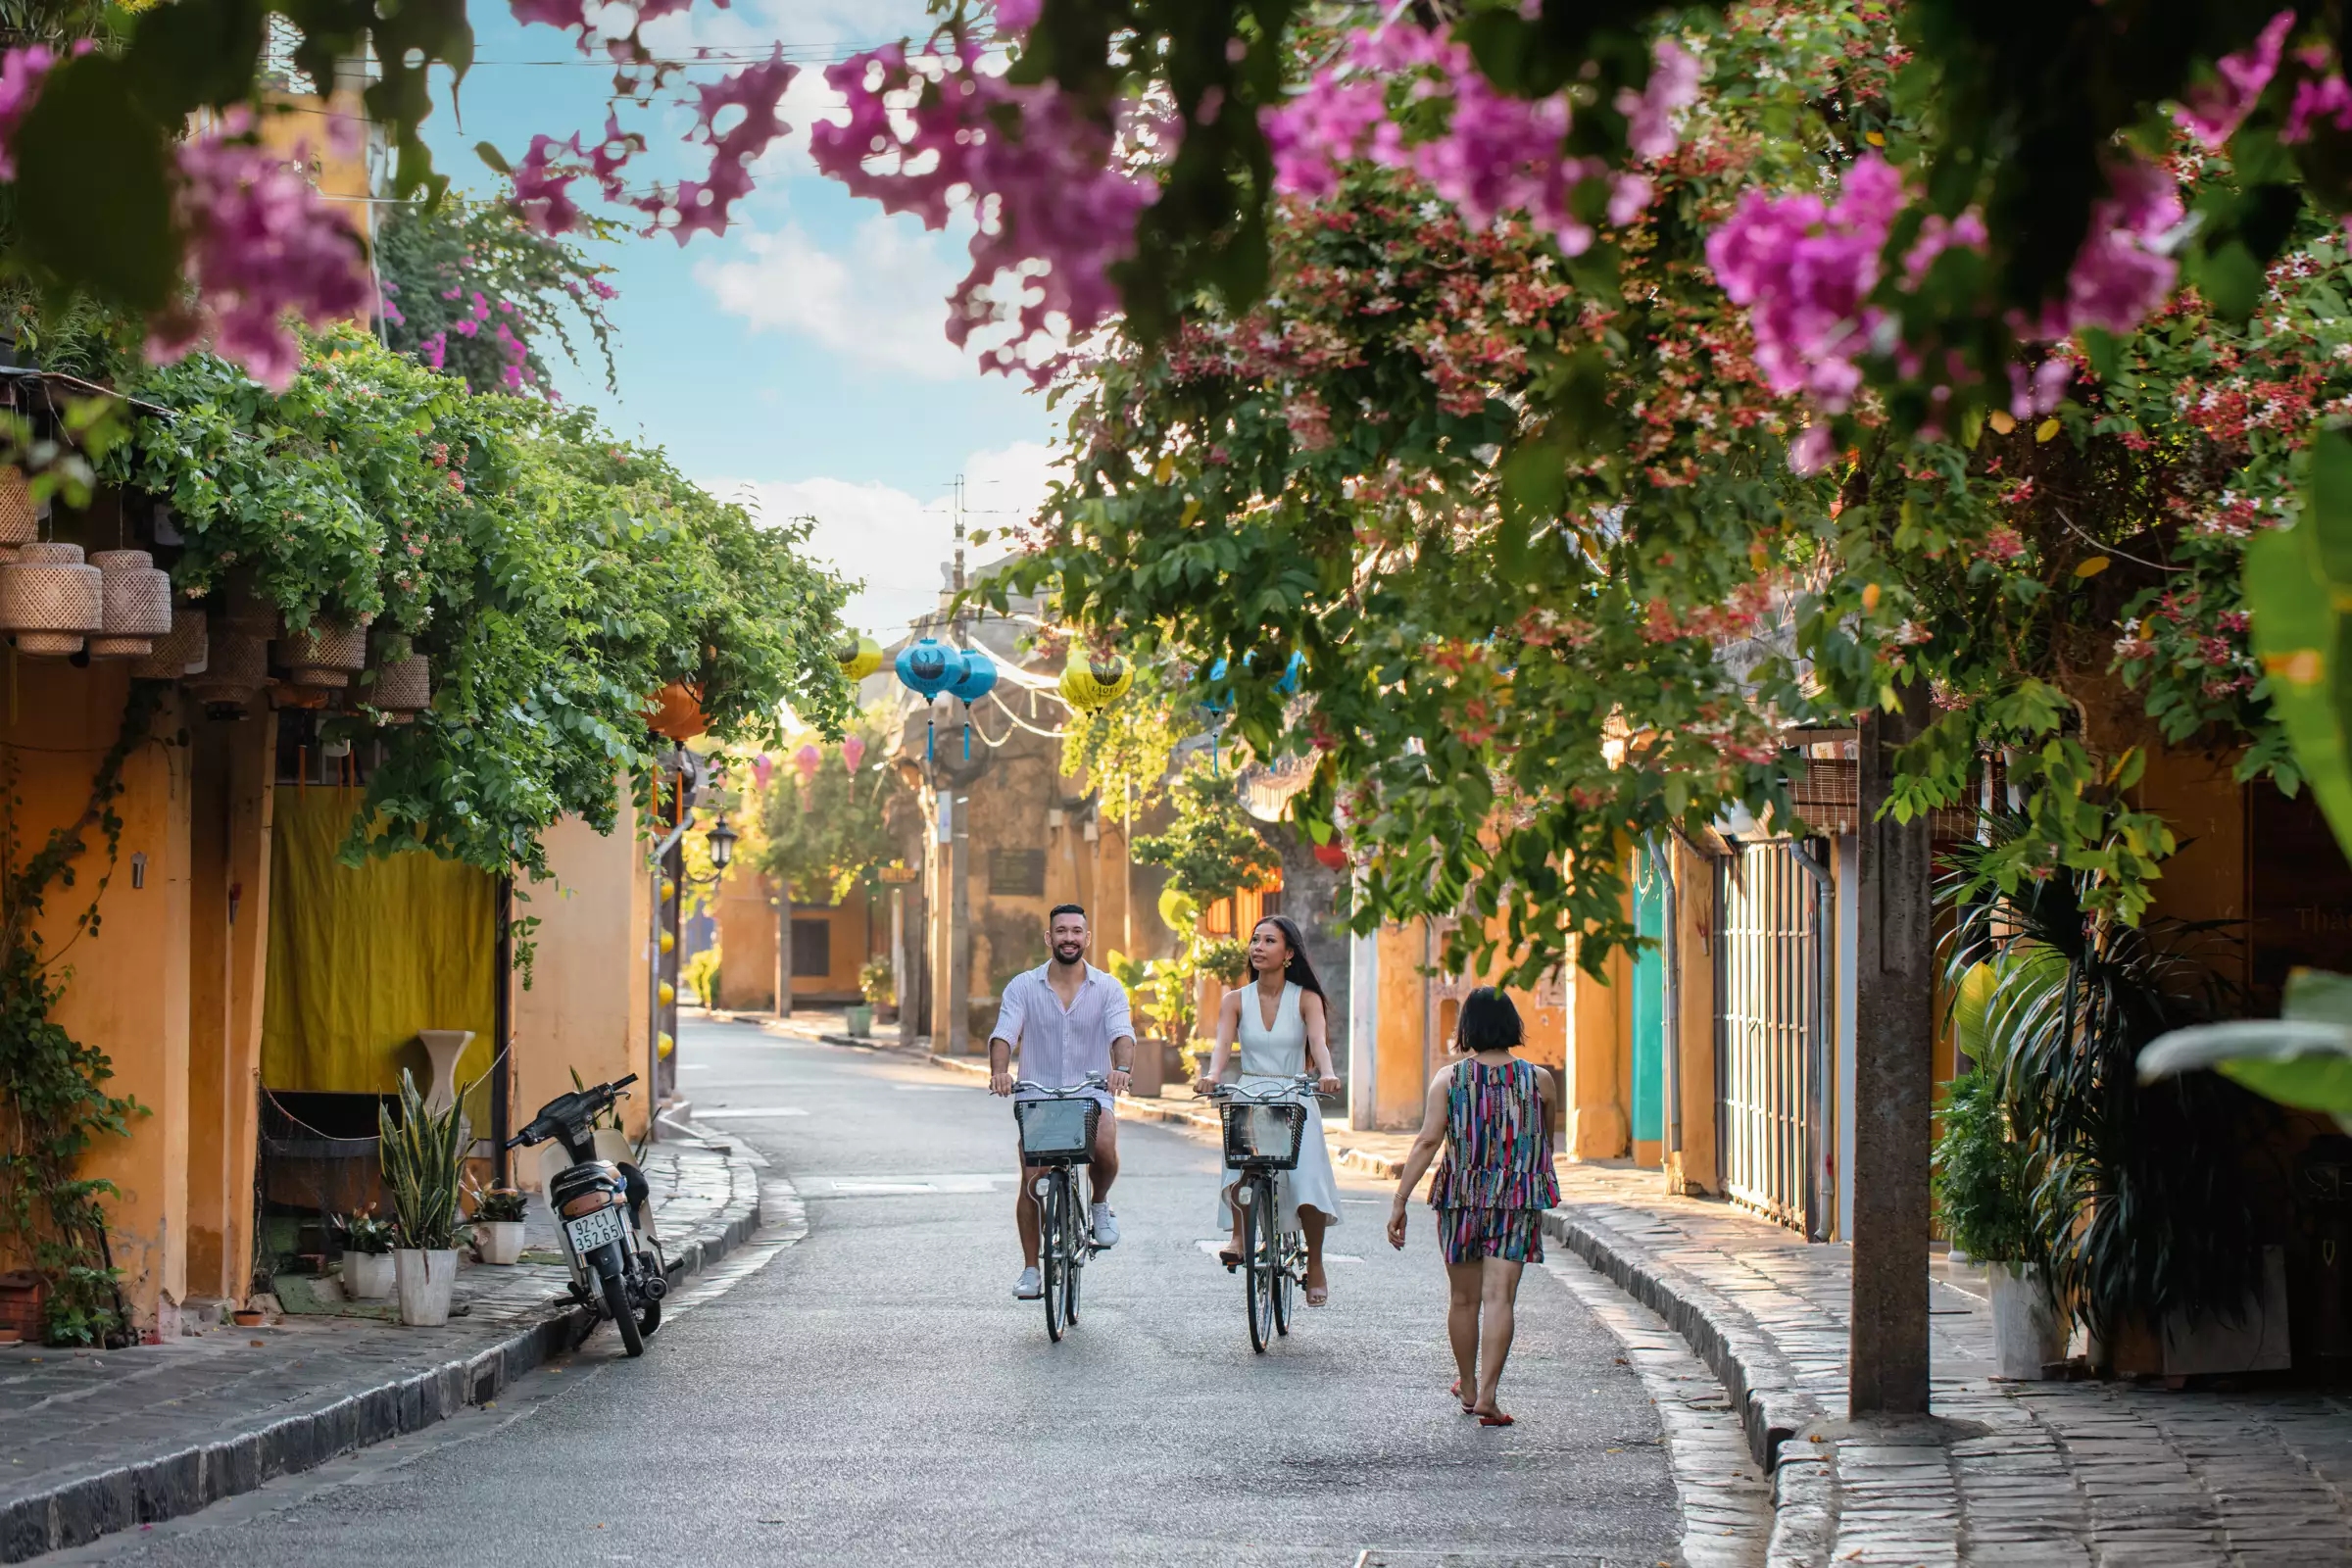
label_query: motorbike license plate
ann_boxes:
[564,1206,625,1252]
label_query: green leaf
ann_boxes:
[2196,240,2267,321]
[475,140,514,176]
[11,57,176,310]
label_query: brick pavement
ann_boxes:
[0,1137,764,1562]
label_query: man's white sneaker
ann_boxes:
[1013,1266,1043,1299]
[1091,1203,1119,1249]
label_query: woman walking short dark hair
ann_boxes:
[1386,987,1558,1425]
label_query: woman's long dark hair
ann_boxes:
[1249,914,1328,1003]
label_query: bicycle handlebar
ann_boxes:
[1009,1074,1110,1097]
[1206,1074,1326,1102]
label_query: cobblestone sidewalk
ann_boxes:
[0,1138,762,1562]
[1541,1164,2352,1568]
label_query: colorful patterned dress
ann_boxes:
[1428,1055,1560,1264]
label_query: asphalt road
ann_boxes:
[72,1019,1682,1567]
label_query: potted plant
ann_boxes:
[466,1179,529,1265]
[334,1206,398,1298]
[853,956,893,1035]
[380,1068,468,1326]
[1934,1027,2064,1379]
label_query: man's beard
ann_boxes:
[1053,942,1084,963]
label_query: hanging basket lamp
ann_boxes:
[367,632,430,723]
[273,617,368,688]
[0,542,102,656]
[188,629,270,715]
[131,605,208,680]
[88,550,172,659]
[0,467,37,552]
[221,570,283,638]
[1057,654,1132,713]
[836,634,884,683]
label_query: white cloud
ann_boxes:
[710,440,1064,639]
[694,217,990,378]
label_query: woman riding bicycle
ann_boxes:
[1195,915,1344,1306]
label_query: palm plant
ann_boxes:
[1940,819,2273,1339]
[378,1070,467,1251]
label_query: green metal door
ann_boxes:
[1630,848,1666,1147]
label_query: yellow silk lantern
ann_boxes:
[1058,654,1133,712]
[837,634,884,682]
[659,980,675,1006]
[658,1031,674,1059]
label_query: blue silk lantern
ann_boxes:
[947,647,998,760]
[896,637,957,759]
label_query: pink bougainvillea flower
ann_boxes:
[1705,153,1904,411]
[2284,71,2352,142]
[144,108,372,391]
[634,52,797,243]
[810,41,1155,383]
[1263,24,1689,258]
[0,44,59,180]
[2177,10,2293,149]
[994,0,1042,33]
[2037,154,2182,337]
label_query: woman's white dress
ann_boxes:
[1214,980,1343,1233]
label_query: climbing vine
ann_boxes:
[0,678,163,1346]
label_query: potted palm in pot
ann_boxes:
[380,1069,468,1325]
[1933,1054,2063,1378]
[466,1179,529,1265]
[334,1206,398,1298]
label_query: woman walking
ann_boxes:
[1196,915,1345,1305]
[1387,987,1558,1425]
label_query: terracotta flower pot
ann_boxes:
[0,542,101,656]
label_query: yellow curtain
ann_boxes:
[261,787,497,1095]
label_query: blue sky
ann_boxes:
[416,0,1056,640]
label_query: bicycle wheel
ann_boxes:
[1245,1175,1276,1354]
[1062,1173,1085,1327]
[1041,1171,1066,1343]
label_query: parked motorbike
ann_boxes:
[507,1074,667,1355]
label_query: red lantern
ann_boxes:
[842,735,867,773]
[1313,838,1348,871]
[793,743,821,783]
[751,753,774,789]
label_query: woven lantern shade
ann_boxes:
[131,606,208,679]
[222,570,283,637]
[0,468,34,549]
[187,629,269,714]
[88,550,173,659]
[0,542,102,656]
[368,634,430,723]
[835,634,884,682]
[273,618,368,688]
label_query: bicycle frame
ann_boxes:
[1014,1076,1104,1342]
[1210,1075,1320,1352]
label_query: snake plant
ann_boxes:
[379,1069,467,1251]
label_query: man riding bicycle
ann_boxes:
[988,903,1134,1299]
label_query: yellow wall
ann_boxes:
[511,799,650,1183]
[714,866,776,1011]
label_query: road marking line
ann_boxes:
[694,1106,809,1118]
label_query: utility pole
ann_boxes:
[945,475,972,1055]
[1850,680,1936,1415]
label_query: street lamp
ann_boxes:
[705,814,738,876]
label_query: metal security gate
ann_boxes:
[1714,840,1834,1238]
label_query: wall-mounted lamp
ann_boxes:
[130,852,146,890]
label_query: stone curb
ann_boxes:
[1765,1452,1837,1568]
[0,1143,766,1565]
[1539,1207,1824,1475]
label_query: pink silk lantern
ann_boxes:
[842,735,866,773]
[751,753,774,789]
[793,743,822,783]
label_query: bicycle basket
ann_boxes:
[1016,1097,1099,1162]
[1220,1100,1306,1170]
